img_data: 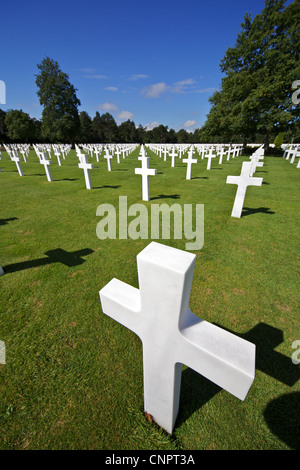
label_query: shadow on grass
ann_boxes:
[150,194,180,200]
[177,323,299,431]
[0,217,18,226]
[55,178,79,181]
[242,207,275,217]
[25,173,48,177]
[192,176,208,180]
[264,392,300,450]
[3,248,94,274]
[93,185,121,189]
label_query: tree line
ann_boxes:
[0,107,201,145]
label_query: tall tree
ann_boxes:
[35,57,81,144]
[118,119,137,142]
[202,0,300,146]
[0,109,8,142]
[79,111,93,142]
[92,111,102,141]
[99,113,119,143]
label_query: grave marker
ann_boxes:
[226,162,263,218]
[11,151,24,176]
[40,152,53,182]
[183,150,197,180]
[135,156,157,201]
[78,154,94,189]
[104,151,113,172]
[100,242,256,434]
[169,147,178,167]
[205,148,216,170]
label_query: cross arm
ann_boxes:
[99,279,142,337]
[179,317,255,401]
[226,175,239,185]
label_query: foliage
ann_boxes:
[35,57,81,144]
[273,132,285,148]
[200,0,300,146]
[4,110,40,143]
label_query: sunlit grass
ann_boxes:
[0,146,299,450]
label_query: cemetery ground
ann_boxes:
[0,145,299,450]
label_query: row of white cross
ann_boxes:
[1,142,298,220]
[282,144,300,167]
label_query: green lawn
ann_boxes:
[0,145,299,450]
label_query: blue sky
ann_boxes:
[0,0,292,132]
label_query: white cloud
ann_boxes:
[194,87,217,93]
[175,78,197,86]
[105,86,118,91]
[129,74,149,80]
[145,121,160,130]
[141,82,168,98]
[84,74,108,79]
[97,102,118,111]
[184,120,197,128]
[117,110,134,120]
[78,68,96,73]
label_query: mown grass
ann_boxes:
[0,145,299,450]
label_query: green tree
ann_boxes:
[203,0,300,147]
[0,109,8,142]
[5,110,36,142]
[79,111,93,142]
[92,111,102,141]
[35,57,81,144]
[99,113,119,143]
[176,129,189,143]
[274,131,285,147]
[118,119,137,142]
[151,124,169,143]
[136,124,147,143]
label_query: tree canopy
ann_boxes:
[199,0,300,146]
[35,57,81,144]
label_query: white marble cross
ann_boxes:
[249,156,264,177]
[290,149,300,164]
[227,147,233,161]
[11,151,24,176]
[54,151,62,166]
[135,156,157,201]
[78,154,94,189]
[226,161,263,218]
[20,149,27,162]
[183,150,197,179]
[169,147,178,167]
[40,152,53,182]
[99,242,256,434]
[218,147,227,165]
[205,148,216,170]
[115,147,121,164]
[104,151,113,172]
[94,148,100,162]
